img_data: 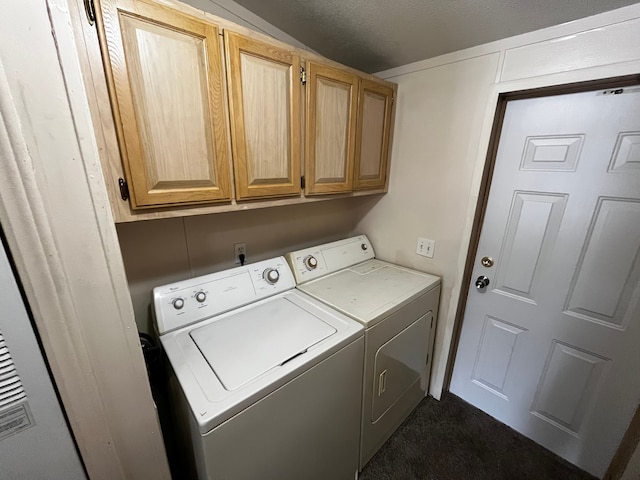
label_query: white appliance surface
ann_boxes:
[299,259,440,326]
[285,236,442,470]
[287,235,440,326]
[155,257,364,434]
[190,297,336,390]
[286,234,375,284]
[154,256,294,335]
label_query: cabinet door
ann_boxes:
[225,32,301,200]
[99,0,231,208]
[305,62,358,195]
[354,79,394,190]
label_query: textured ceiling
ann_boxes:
[230,0,639,73]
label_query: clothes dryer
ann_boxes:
[286,236,441,469]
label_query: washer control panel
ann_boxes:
[154,257,294,334]
[285,235,375,284]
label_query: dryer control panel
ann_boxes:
[285,235,375,284]
[154,257,294,334]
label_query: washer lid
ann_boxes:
[190,297,336,391]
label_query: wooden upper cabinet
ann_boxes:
[354,79,394,190]
[305,62,359,195]
[224,32,301,200]
[98,0,232,208]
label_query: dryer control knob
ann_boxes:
[361,243,368,251]
[304,255,318,270]
[172,298,185,310]
[195,291,206,303]
[263,268,280,284]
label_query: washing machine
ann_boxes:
[153,257,364,480]
[285,235,441,469]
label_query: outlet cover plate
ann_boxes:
[234,243,246,264]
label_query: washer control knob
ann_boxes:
[172,298,185,310]
[361,243,368,251]
[195,291,206,303]
[304,255,318,270]
[263,268,280,284]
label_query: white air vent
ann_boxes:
[0,332,26,409]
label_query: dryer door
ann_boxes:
[372,312,431,421]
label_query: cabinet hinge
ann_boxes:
[84,0,96,26]
[301,176,305,189]
[300,67,306,85]
[118,178,129,201]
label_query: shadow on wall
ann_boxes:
[116,196,381,334]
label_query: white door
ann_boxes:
[450,87,640,478]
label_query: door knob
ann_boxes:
[475,276,490,290]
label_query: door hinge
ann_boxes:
[300,176,305,189]
[118,178,129,201]
[84,0,96,26]
[300,67,306,85]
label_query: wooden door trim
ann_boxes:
[605,404,640,480]
[443,93,507,393]
[444,73,640,477]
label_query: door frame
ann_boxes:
[0,1,171,478]
[444,73,640,478]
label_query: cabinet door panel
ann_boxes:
[306,62,358,195]
[100,0,231,208]
[354,80,394,190]
[225,32,301,200]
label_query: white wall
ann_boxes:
[355,3,640,399]
[119,197,367,333]
[354,51,500,395]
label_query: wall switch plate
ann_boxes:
[416,237,435,258]
[234,243,246,264]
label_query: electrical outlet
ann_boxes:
[416,237,435,258]
[234,243,246,264]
